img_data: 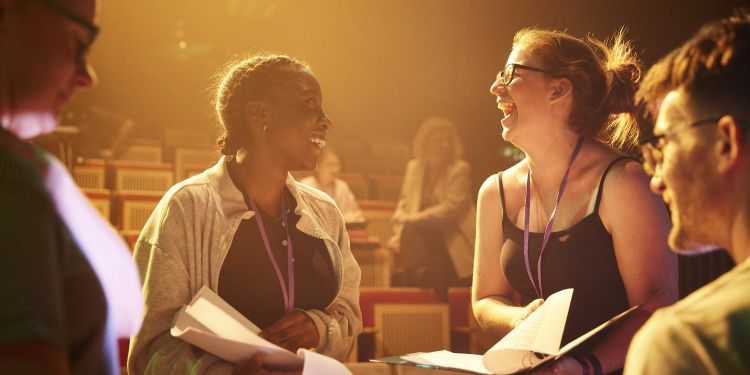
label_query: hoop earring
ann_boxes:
[262,124,268,136]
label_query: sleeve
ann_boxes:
[127,197,233,375]
[624,312,713,375]
[302,214,363,361]
[0,182,66,349]
[418,161,472,220]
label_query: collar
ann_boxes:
[206,156,329,240]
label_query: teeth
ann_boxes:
[309,137,326,149]
[498,104,515,117]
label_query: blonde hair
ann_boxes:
[412,117,464,161]
[513,28,642,153]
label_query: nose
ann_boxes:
[75,60,97,88]
[490,78,506,96]
[320,112,332,130]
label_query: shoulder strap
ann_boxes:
[594,156,639,212]
[497,172,509,218]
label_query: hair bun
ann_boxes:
[606,62,640,114]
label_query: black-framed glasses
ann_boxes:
[37,0,99,63]
[495,63,550,86]
[639,118,720,176]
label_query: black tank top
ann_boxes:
[499,157,632,345]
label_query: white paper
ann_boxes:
[482,288,573,374]
[171,324,302,369]
[298,349,353,375]
[170,286,303,370]
[402,350,492,374]
[186,286,261,338]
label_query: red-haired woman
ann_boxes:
[473,29,678,374]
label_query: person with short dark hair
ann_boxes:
[625,13,750,374]
[474,28,678,374]
[0,0,143,373]
[128,54,362,374]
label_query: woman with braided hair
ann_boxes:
[129,54,362,374]
[473,29,678,374]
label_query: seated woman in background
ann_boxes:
[128,54,362,373]
[473,28,678,374]
[388,117,476,299]
[300,149,365,224]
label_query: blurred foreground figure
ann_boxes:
[625,13,750,375]
[0,0,143,373]
[300,149,365,224]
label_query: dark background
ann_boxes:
[64,0,747,192]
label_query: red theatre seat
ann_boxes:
[359,287,440,330]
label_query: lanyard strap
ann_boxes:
[523,137,584,298]
[248,195,295,312]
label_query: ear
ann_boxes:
[715,115,744,174]
[549,78,572,103]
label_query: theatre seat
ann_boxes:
[447,287,498,354]
[374,303,450,357]
[358,288,442,361]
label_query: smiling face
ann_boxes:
[3,0,98,138]
[489,47,553,145]
[264,69,332,171]
[650,89,722,253]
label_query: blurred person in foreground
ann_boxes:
[300,148,365,224]
[474,28,678,374]
[0,0,143,373]
[128,54,362,374]
[388,117,476,298]
[625,12,750,374]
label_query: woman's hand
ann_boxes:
[232,353,302,375]
[259,310,320,353]
[511,298,544,328]
[533,357,585,375]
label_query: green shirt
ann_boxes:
[625,256,750,374]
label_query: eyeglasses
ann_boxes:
[495,63,550,86]
[37,0,99,64]
[639,118,720,176]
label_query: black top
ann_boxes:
[499,157,632,345]
[218,168,337,329]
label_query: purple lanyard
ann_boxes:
[248,195,295,312]
[523,137,584,298]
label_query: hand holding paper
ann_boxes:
[171,286,351,374]
[260,310,320,352]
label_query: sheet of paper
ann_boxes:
[298,349,352,375]
[186,286,261,338]
[402,350,492,374]
[483,288,573,374]
[171,286,301,370]
[170,326,303,369]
